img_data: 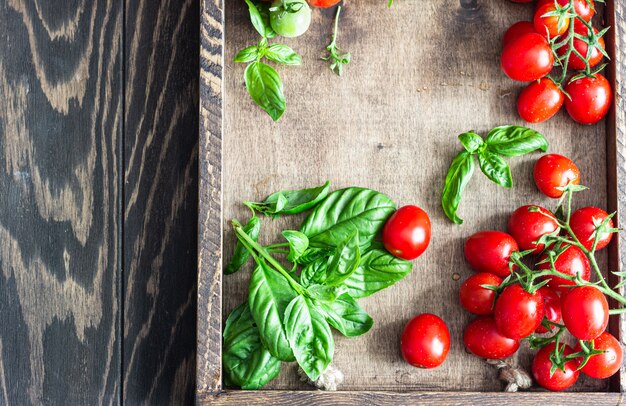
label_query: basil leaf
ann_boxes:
[284,295,334,381]
[319,293,373,337]
[344,247,413,298]
[244,61,285,122]
[484,125,548,157]
[306,284,346,302]
[441,151,475,224]
[264,44,302,65]
[223,302,281,389]
[296,246,332,266]
[243,0,267,37]
[300,187,396,249]
[225,216,261,275]
[458,131,484,153]
[477,150,513,188]
[256,2,277,38]
[282,230,309,262]
[246,181,330,217]
[234,46,259,63]
[300,257,329,287]
[324,231,360,286]
[249,260,296,361]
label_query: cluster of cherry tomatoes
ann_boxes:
[503,0,612,125]
[460,153,622,391]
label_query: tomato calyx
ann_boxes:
[269,0,305,16]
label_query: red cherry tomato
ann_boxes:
[464,231,519,277]
[533,154,580,198]
[463,317,520,359]
[560,26,605,70]
[517,79,564,123]
[508,205,559,253]
[494,284,544,339]
[570,206,614,250]
[564,74,612,125]
[561,286,608,340]
[459,273,503,315]
[532,343,580,391]
[535,286,561,333]
[306,0,340,7]
[536,0,595,21]
[537,244,590,294]
[503,21,536,47]
[501,33,554,82]
[575,332,623,379]
[534,3,569,38]
[382,205,431,260]
[400,314,450,369]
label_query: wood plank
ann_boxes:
[0,0,122,403]
[122,0,199,403]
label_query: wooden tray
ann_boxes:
[198,0,626,402]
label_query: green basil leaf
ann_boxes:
[223,302,281,389]
[441,151,475,224]
[344,247,413,298]
[458,131,484,153]
[282,230,309,262]
[244,61,285,122]
[300,257,329,287]
[257,2,277,38]
[296,247,332,266]
[284,295,334,381]
[234,46,259,63]
[484,125,548,157]
[246,181,330,217]
[264,44,302,65]
[300,187,396,249]
[249,260,296,361]
[324,231,360,286]
[477,150,513,188]
[225,216,261,275]
[243,0,267,37]
[306,284,346,302]
[319,293,373,337]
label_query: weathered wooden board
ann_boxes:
[198,0,626,400]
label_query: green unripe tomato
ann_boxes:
[270,0,311,38]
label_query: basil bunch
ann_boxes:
[223,183,414,389]
[442,126,548,225]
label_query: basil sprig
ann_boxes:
[442,126,548,224]
[222,183,415,389]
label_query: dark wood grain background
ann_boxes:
[0,0,198,404]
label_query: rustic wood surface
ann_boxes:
[0,0,198,404]
[198,0,626,397]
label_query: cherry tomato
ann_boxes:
[533,154,580,198]
[501,33,554,82]
[570,206,614,250]
[564,74,612,125]
[503,21,536,47]
[535,286,562,333]
[463,317,520,359]
[494,284,544,339]
[382,205,431,260]
[561,286,608,340]
[536,0,595,21]
[560,26,605,70]
[400,314,450,368]
[517,79,564,123]
[464,231,519,277]
[459,273,503,315]
[508,205,559,253]
[532,343,580,391]
[575,332,623,379]
[306,0,340,7]
[534,3,569,38]
[537,244,590,294]
[269,0,311,38]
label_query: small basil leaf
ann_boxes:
[223,302,281,389]
[441,151,475,224]
[344,247,413,298]
[257,2,277,38]
[458,131,484,153]
[249,260,296,361]
[225,216,261,275]
[296,247,332,266]
[284,295,334,381]
[244,61,285,122]
[234,46,259,63]
[274,193,288,213]
[484,125,548,157]
[300,257,329,287]
[282,230,309,262]
[246,181,331,217]
[319,293,374,337]
[477,150,513,188]
[306,284,346,302]
[324,231,360,286]
[243,0,267,37]
[264,44,302,65]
